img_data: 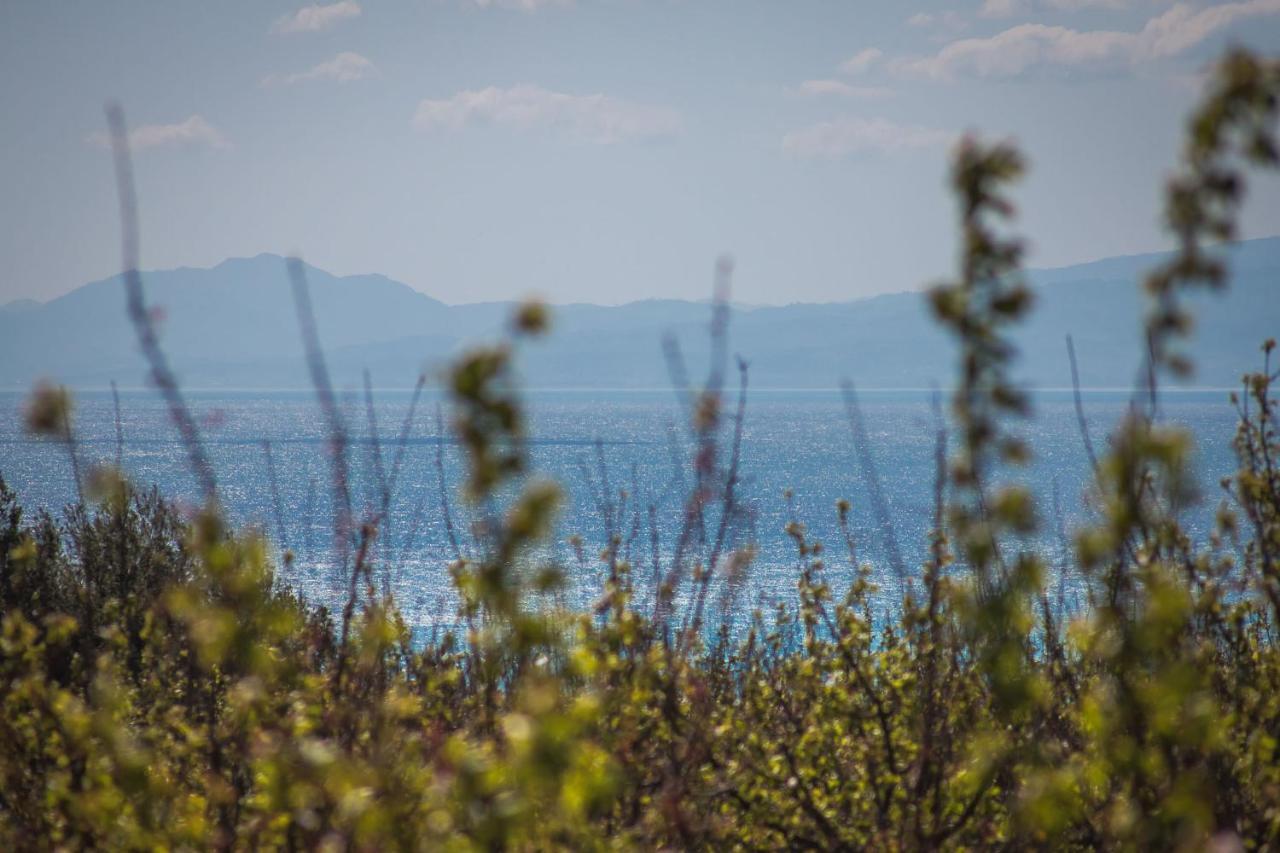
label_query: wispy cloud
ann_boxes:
[271,1,362,34]
[936,0,1130,25]
[412,85,682,143]
[466,0,572,8]
[1044,0,1132,9]
[895,0,1280,80]
[839,48,884,75]
[907,10,970,34]
[261,52,378,87]
[1142,0,1280,56]
[895,23,1131,78]
[979,0,1028,18]
[983,0,1169,15]
[87,115,229,151]
[782,117,953,158]
[795,79,894,99]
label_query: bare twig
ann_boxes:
[689,355,749,640]
[286,257,354,582]
[106,103,217,506]
[62,401,85,506]
[363,369,390,517]
[262,439,290,553]
[840,381,907,583]
[1065,335,1100,476]
[110,379,124,470]
[662,335,695,428]
[385,374,427,513]
[302,474,316,562]
[435,404,463,562]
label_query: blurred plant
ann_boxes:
[1,46,1278,851]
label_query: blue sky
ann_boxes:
[1,1,1278,306]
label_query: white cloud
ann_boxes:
[87,115,228,151]
[895,0,1280,80]
[412,85,682,143]
[467,0,571,8]
[982,0,1151,14]
[782,117,954,158]
[261,52,378,86]
[895,23,1132,78]
[795,79,893,99]
[1045,0,1132,9]
[839,48,884,75]
[271,1,361,34]
[1140,0,1280,57]
[907,10,969,35]
[980,0,1029,18]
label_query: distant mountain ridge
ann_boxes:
[2,239,1278,390]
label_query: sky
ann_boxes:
[1,1,1278,307]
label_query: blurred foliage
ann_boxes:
[3,48,1280,850]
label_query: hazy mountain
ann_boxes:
[1,240,1277,391]
[0,298,40,315]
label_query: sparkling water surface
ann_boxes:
[0,388,1242,628]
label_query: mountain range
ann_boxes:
[2,238,1278,391]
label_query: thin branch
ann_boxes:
[385,373,427,514]
[286,256,354,583]
[262,439,290,553]
[363,369,390,516]
[1065,334,1100,476]
[106,103,217,506]
[689,355,749,640]
[110,379,124,470]
[840,381,908,583]
[435,404,463,562]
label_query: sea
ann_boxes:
[0,387,1244,630]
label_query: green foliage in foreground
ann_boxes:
[3,50,1280,851]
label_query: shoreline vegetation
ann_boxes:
[2,48,1280,850]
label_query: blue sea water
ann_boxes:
[0,387,1243,628]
